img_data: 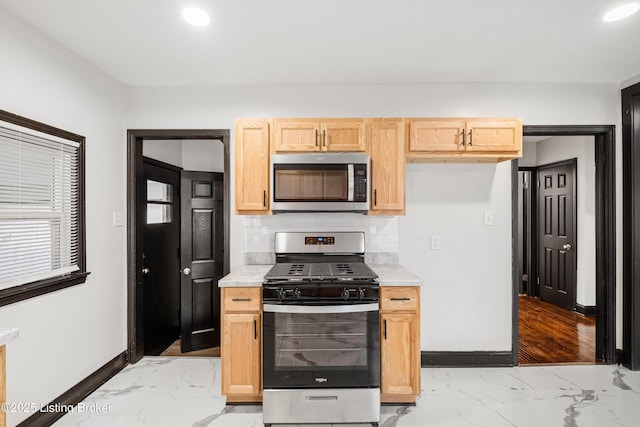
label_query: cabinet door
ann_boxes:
[465,119,522,152]
[235,119,270,212]
[409,119,466,152]
[380,312,419,400]
[321,120,366,152]
[222,312,261,396]
[370,119,405,213]
[273,120,320,152]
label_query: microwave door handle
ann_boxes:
[347,164,354,201]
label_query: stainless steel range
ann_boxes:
[262,232,380,427]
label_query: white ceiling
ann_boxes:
[1,0,639,87]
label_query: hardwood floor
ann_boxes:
[518,295,596,365]
[160,339,220,357]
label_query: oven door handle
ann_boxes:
[263,303,379,314]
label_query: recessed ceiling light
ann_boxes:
[603,2,640,22]
[182,7,210,27]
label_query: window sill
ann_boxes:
[0,272,91,307]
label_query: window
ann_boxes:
[146,180,173,224]
[0,110,87,306]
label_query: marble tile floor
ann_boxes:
[51,357,640,427]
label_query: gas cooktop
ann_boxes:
[263,262,378,282]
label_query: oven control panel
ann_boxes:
[305,236,335,245]
[263,283,379,303]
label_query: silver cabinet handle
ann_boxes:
[142,268,149,274]
[563,244,573,251]
[182,267,192,275]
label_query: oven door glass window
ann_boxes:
[276,311,366,367]
[263,307,380,388]
[273,164,348,202]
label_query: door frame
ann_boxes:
[512,125,616,366]
[517,168,536,297]
[127,129,230,363]
[622,81,640,370]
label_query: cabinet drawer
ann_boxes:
[380,287,419,311]
[222,287,262,312]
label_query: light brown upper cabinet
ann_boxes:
[235,119,270,213]
[369,119,405,215]
[407,118,522,162]
[272,118,367,153]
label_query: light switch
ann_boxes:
[430,235,441,250]
[113,212,124,227]
[484,210,494,226]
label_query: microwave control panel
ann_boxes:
[354,164,368,202]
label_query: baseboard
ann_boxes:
[575,303,597,317]
[17,351,128,427]
[422,351,514,367]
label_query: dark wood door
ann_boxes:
[143,159,181,355]
[180,171,224,352]
[538,160,577,310]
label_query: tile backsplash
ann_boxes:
[243,213,399,265]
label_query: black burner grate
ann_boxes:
[264,262,377,282]
[287,264,306,275]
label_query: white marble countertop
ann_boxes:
[218,264,421,287]
[218,264,272,287]
[373,264,422,287]
[0,327,19,346]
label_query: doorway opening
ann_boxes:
[127,130,230,364]
[512,126,615,366]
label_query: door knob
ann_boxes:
[182,267,192,276]
[142,268,149,274]
[562,244,573,250]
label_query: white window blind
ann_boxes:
[0,122,81,290]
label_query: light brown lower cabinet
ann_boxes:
[221,287,262,403]
[380,286,421,403]
[220,286,421,405]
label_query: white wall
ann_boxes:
[535,136,596,307]
[0,7,127,426]
[182,140,224,172]
[126,82,619,353]
[143,139,224,172]
[143,139,183,167]
[520,141,538,166]
[621,73,640,89]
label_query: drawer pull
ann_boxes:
[390,297,411,301]
[232,297,252,302]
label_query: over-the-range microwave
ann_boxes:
[270,153,370,213]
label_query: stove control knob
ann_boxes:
[277,288,287,301]
[357,288,365,300]
[293,288,302,300]
[341,287,351,300]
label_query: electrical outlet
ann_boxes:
[484,210,494,226]
[113,212,124,227]
[430,235,441,250]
